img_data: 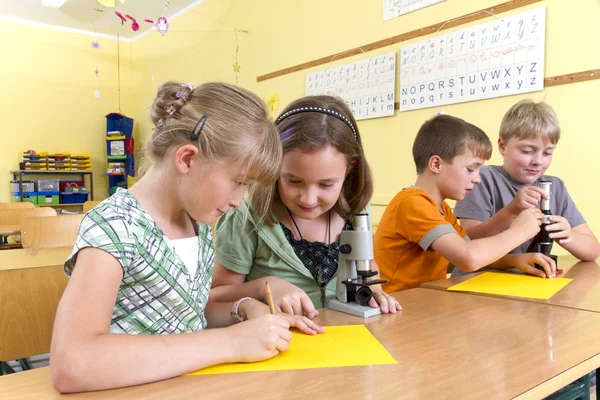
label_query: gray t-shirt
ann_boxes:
[454,165,585,255]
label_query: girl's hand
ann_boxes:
[368,285,402,314]
[264,277,318,319]
[546,215,573,245]
[240,298,324,335]
[226,314,292,363]
[278,313,324,335]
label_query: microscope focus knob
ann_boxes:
[340,244,352,254]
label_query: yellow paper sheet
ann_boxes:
[186,325,396,375]
[447,272,572,299]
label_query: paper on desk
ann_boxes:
[186,325,396,375]
[447,272,572,299]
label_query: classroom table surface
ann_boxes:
[422,255,600,313]
[0,246,72,272]
[2,288,600,400]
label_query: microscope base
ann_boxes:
[328,299,383,318]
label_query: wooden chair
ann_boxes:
[20,214,84,249]
[0,265,68,375]
[82,200,102,213]
[0,208,57,247]
[0,202,35,209]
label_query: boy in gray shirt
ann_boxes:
[455,99,600,261]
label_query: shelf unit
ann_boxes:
[10,170,94,207]
[105,113,134,196]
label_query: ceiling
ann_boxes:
[0,0,205,40]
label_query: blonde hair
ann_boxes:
[500,99,561,144]
[146,81,282,219]
[413,115,492,174]
[252,95,373,225]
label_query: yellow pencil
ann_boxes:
[265,282,276,314]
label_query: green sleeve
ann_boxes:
[214,208,259,275]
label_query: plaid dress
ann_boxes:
[64,188,214,334]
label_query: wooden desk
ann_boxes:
[2,288,600,399]
[422,255,600,313]
[0,247,71,361]
[0,247,72,272]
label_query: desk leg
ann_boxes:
[0,361,15,375]
[596,368,600,399]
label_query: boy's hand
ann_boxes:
[368,285,402,314]
[546,215,573,245]
[509,186,550,216]
[504,253,556,278]
[509,208,542,240]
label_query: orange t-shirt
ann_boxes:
[374,188,467,293]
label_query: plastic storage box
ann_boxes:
[12,192,37,204]
[11,180,35,193]
[37,192,60,205]
[60,192,89,204]
[37,179,60,192]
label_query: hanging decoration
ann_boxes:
[112,1,170,35]
[91,40,100,50]
[155,17,169,36]
[265,92,280,122]
[125,14,140,31]
[232,29,241,84]
[154,1,170,36]
[94,66,100,100]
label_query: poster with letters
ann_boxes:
[384,0,445,21]
[306,52,396,121]
[399,7,546,111]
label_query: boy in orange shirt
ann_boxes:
[374,115,556,293]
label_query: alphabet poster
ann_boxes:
[305,52,396,121]
[399,7,546,111]
[384,0,445,21]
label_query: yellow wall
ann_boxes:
[0,21,135,202]
[5,0,600,256]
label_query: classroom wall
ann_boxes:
[127,0,600,255]
[0,21,135,202]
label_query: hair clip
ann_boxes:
[165,104,176,116]
[153,119,164,131]
[190,114,208,141]
[176,82,194,102]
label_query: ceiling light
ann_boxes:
[42,0,68,8]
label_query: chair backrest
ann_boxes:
[0,265,68,361]
[0,207,57,227]
[82,200,102,213]
[0,202,35,209]
[20,214,84,249]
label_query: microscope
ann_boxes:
[525,180,558,271]
[328,214,387,318]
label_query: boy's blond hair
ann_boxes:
[500,99,561,144]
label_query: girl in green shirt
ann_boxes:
[211,95,402,317]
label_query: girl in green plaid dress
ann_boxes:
[51,82,323,393]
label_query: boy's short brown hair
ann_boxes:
[412,115,492,174]
[500,99,560,145]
